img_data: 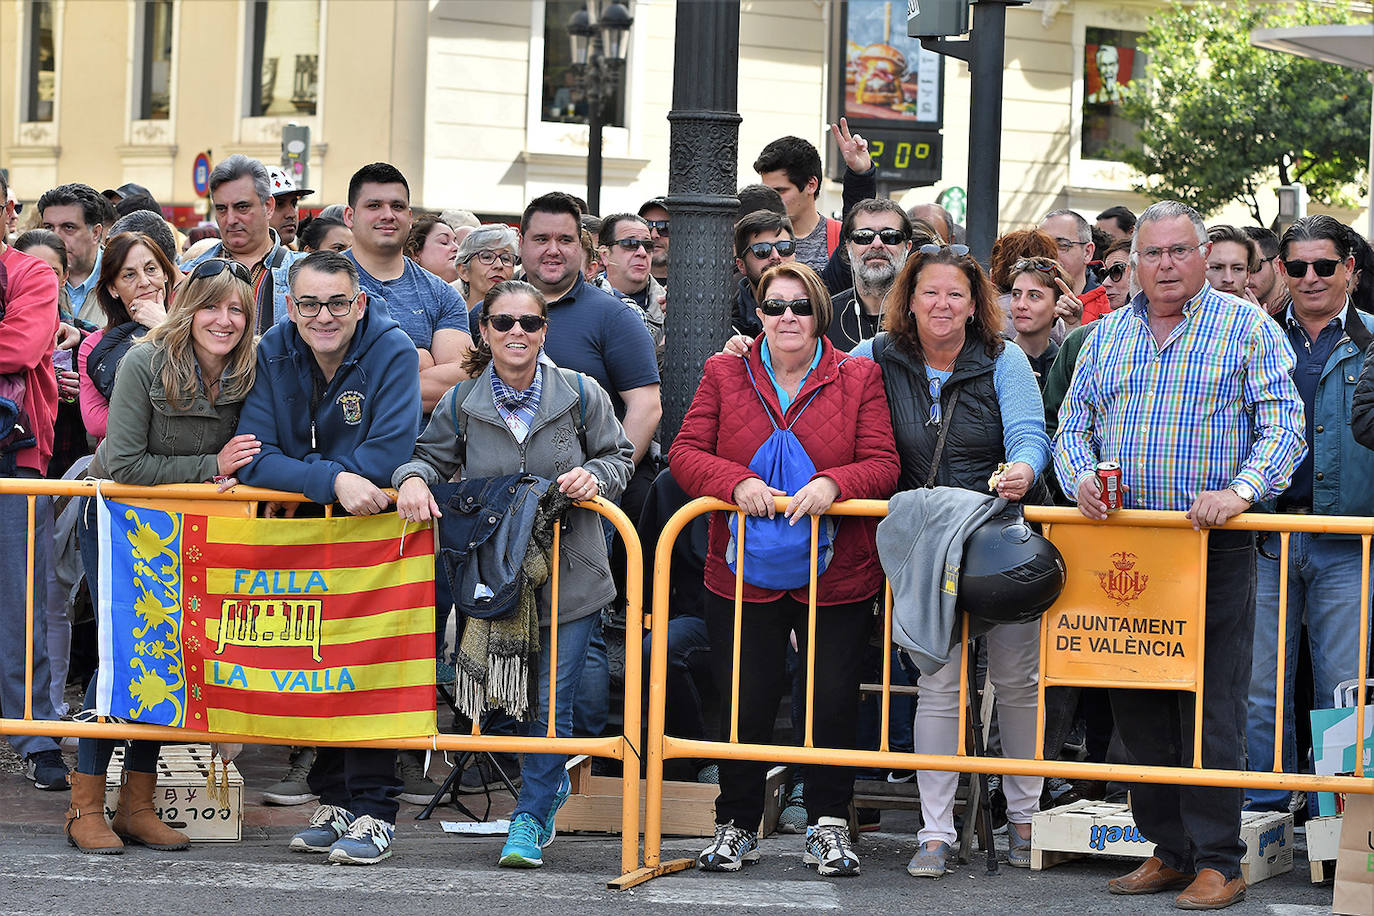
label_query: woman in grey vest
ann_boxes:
[850,244,1051,876]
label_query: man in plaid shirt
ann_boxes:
[1054,200,1305,911]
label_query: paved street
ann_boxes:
[0,740,1342,916]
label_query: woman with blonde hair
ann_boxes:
[68,258,262,855]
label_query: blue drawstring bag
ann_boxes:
[725,359,840,590]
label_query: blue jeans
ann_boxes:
[1247,532,1372,811]
[0,474,63,758]
[514,610,598,821]
[76,677,160,775]
[571,612,608,738]
[641,614,711,741]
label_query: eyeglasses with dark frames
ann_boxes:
[644,219,669,236]
[187,258,253,285]
[747,239,796,259]
[293,293,359,318]
[484,313,548,333]
[848,227,909,246]
[1281,258,1342,278]
[612,238,656,253]
[758,297,814,317]
[466,250,517,267]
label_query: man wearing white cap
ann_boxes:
[267,165,315,249]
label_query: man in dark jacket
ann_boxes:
[236,250,421,865]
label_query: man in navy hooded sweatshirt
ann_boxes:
[236,249,420,864]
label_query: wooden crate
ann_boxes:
[556,756,787,838]
[105,744,243,842]
[1030,800,1293,885]
[1306,815,1342,883]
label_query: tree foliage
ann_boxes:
[1116,0,1372,225]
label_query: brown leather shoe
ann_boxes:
[1107,856,1195,895]
[64,771,123,855]
[112,770,190,851]
[1175,868,1246,910]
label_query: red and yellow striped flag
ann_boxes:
[97,498,436,742]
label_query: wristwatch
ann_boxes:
[1228,481,1257,506]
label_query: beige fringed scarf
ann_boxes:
[452,488,572,721]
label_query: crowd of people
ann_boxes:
[1,126,1372,908]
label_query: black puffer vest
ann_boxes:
[872,332,1004,492]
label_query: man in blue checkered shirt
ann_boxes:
[1055,200,1305,911]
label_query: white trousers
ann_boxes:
[913,619,1043,845]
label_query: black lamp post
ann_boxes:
[568,0,634,216]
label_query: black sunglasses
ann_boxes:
[919,243,971,257]
[1103,262,1129,282]
[188,258,252,285]
[644,219,669,235]
[848,227,909,246]
[484,313,547,333]
[758,297,814,317]
[747,239,796,259]
[1282,258,1342,278]
[612,238,655,253]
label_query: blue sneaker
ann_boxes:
[326,814,394,865]
[289,804,355,853]
[538,770,573,847]
[500,813,545,868]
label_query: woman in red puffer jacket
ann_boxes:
[669,261,898,878]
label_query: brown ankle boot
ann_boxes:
[65,771,123,855]
[112,770,189,850]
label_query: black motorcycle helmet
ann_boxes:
[957,508,1066,625]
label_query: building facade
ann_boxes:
[3,0,1367,231]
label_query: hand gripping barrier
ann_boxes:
[0,478,645,879]
[613,497,1374,889]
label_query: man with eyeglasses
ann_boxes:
[1254,215,1374,822]
[235,250,420,866]
[182,155,303,333]
[826,199,913,352]
[341,163,472,417]
[1040,209,1109,331]
[1243,227,1288,316]
[1056,201,1305,911]
[731,210,798,339]
[638,197,671,286]
[593,213,665,362]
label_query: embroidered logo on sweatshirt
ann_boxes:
[336,391,365,425]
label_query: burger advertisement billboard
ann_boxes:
[832,0,944,186]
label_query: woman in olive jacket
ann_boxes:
[69,259,262,855]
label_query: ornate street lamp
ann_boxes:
[567,0,634,215]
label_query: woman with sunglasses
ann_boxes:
[455,225,520,337]
[671,261,899,877]
[1096,238,1134,315]
[395,279,633,869]
[76,233,177,442]
[1008,256,1075,387]
[851,244,1050,877]
[67,258,261,855]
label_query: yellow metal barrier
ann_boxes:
[0,478,645,878]
[616,497,1374,889]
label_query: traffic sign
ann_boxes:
[192,152,212,198]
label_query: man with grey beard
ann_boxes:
[825,199,916,352]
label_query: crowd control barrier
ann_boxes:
[0,478,645,878]
[615,497,1374,889]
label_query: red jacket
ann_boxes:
[670,336,900,606]
[0,246,59,474]
[1078,283,1112,324]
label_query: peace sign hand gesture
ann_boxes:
[830,118,873,174]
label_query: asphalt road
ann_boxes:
[0,823,1339,915]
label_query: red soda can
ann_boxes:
[1096,462,1122,513]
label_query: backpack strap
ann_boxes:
[448,377,481,466]
[825,217,842,256]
